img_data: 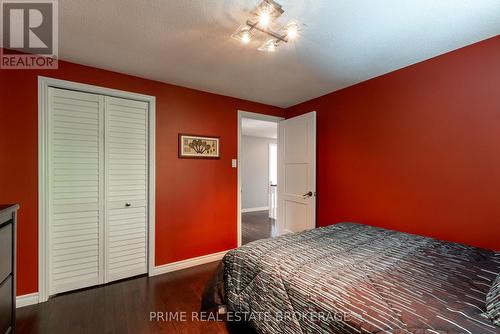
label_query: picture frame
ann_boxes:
[178,134,220,159]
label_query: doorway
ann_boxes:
[237,111,317,246]
[237,111,283,246]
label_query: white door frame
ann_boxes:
[237,110,283,246]
[38,76,156,303]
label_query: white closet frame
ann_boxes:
[37,76,156,303]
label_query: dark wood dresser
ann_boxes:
[0,205,18,334]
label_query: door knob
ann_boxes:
[125,202,131,207]
[302,191,313,198]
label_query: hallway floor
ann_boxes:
[241,210,276,245]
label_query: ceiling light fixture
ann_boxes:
[258,11,271,27]
[258,39,278,52]
[285,22,299,40]
[231,0,302,52]
[241,29,252,44]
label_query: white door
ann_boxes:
[104,96,148,282]
[277,111,316,234]
[47,88,149,295]
[48,88,104,295]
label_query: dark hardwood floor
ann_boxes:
[16,213,277,334]
[16,261,249,334]
[241,210,276,245]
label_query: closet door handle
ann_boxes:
[125,202,131,207]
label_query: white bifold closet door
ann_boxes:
[104,96,148,282]
[47,88,148,296]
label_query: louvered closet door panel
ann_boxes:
[105,96,148,282]
[48,88,104,295]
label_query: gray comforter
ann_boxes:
[205,223,500,334]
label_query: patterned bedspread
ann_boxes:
[217,223,500,334]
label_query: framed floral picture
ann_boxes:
[178,134,220,159]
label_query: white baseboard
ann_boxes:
[16,251,230,306]
[241,206,269,213]
[16,292,39,308]
[151,250,230,276]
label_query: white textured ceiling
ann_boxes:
[59,1,500,107]
[242,118,278,138]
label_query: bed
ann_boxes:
[202,223,500,334]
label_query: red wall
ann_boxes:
[287,36,500,251]
[0,60,283,295]
[2,36,498,296]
